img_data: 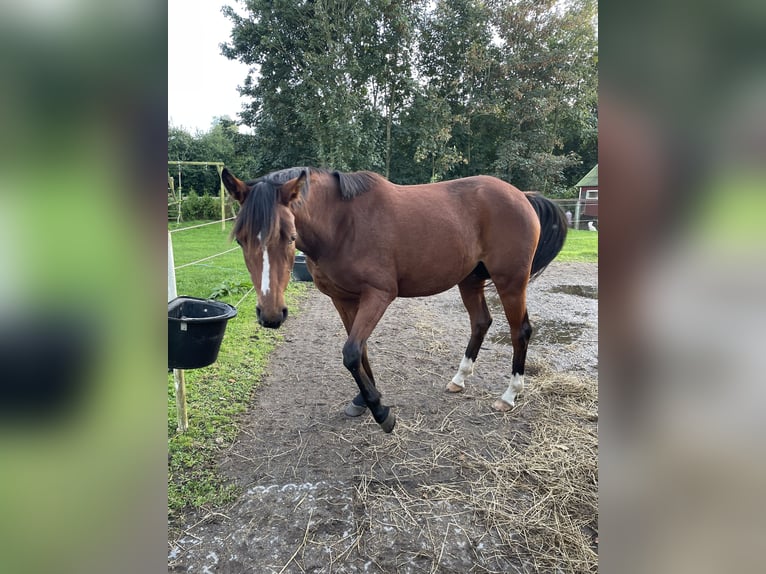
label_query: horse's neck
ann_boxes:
[292,188,343,260]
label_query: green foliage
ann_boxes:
[411,89,467,182]
[219,0,423,173]
[168,116,260,195]
[180,191,221,220]
[168,0,598,191]
[208,279,252,300]
[485,0,598,193]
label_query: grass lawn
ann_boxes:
[168,220,309,521]
[557,228,598,262]
[169,219,251,299]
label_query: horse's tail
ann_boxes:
[525,193,568,280]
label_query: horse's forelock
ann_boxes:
[232,167,313,244]
[232,179,279,244]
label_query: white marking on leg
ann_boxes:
[500,373,525,407]
[449,356,474,390]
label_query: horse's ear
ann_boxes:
[279,171,307,206]
[221,167,249,204]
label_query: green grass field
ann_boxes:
[169,219,250,299]
[167,219,597,521]
[557,228,598,262]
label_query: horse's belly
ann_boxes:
[393,238,479,296]
[396,266,474,297]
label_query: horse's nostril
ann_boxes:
[282,307,288,320]
[256,306,262,319]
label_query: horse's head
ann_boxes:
[222,168,306,329]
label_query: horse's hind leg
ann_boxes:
[493,278,533,411]
[447,276,492,393]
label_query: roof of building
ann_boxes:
[575,164,598,188]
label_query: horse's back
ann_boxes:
[391,175,539,246]
[360,175,540,296]
[397,175,532,214]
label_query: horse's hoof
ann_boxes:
[344,402,367,417]
[446,382,464,393]
[379,412,396,433]
[493,399,513,412]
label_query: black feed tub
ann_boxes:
[292,253,313,282]
[168,297,237,369]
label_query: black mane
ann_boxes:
[334,171,383,200]
[232,167,383,243]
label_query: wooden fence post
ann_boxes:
[168,231,188,433]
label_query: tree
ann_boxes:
[167,118,259,195]
[490,0,597,194]
[410,88,466,182]
[221,1,430,174]
[167,123,210,194]
[416,0,499,179]
[217,0,597,191]
[360,0,420,177]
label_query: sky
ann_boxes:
[168,0,253,134]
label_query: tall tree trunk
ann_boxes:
[385,87,393,179]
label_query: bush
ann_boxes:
[181,191,221,220]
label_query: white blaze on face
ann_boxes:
[259,232,271,295]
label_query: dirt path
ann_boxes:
[169,262,598,573]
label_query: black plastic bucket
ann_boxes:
[168,297,237,369]
[292,253,313,282]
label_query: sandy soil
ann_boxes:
[169,261,598,573]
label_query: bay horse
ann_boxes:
[221,167,567,433]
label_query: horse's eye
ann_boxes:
[289,234,296,244]
[235,238,243,247]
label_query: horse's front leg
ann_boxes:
[344,343,375,417]
[341,291,395,433]
[330,298,370,418]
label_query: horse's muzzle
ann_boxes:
[256,305,288,329]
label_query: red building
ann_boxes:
[574,164,598,229]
